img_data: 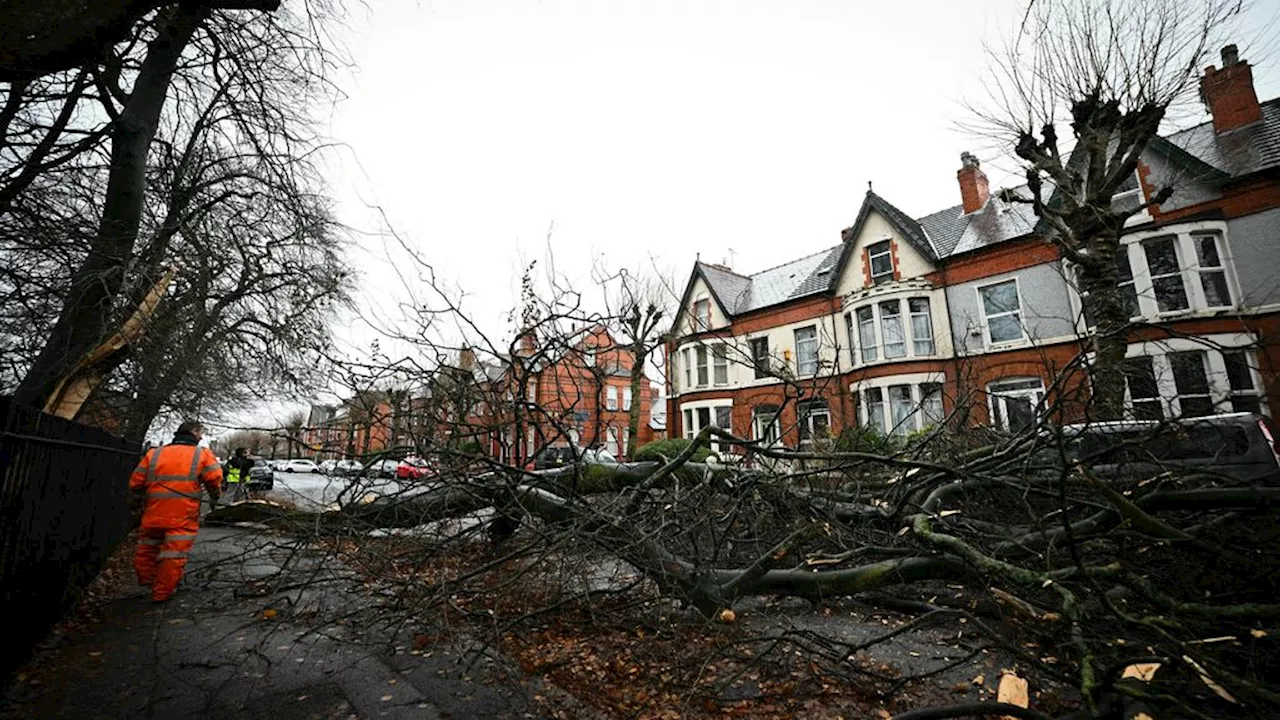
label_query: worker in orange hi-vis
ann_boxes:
[129,420,222,602]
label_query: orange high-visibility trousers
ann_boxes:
[129,442,221,601]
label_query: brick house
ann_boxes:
[667,45,1280,448]
[472,326,656,464]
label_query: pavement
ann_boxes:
[1,521,546,720]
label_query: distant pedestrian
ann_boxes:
[224,447,255,503]
[129,420,222,602]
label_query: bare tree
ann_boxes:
[7,0,345,410]
[971,0,1249,418]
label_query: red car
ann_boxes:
[395,457,432,480]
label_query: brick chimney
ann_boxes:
[517,332,536,357]
[957,152,989,214]
[1201,44,1262,134]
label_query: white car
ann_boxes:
[278,459,321,473]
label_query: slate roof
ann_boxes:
[692,95,1279,319]
[1164,97,1280,177]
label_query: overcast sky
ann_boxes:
[278,0,1280,411]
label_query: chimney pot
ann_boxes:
[1222,44,1239,66]
[956,151,989,214]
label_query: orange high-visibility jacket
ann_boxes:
[130,441,222,530]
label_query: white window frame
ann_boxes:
[692,298,711,331]
[752,406,781,447]
[1117,222,1238,321]
[867,240,894,285]
[976,278,1025,346]
[680,399,734,451]
[712,343,729,385]
[986,377,1045,431]
[605,427,619,455]
[623,386,633,411]
[1123,334,1266,420]
[794,325,819,376]
[682,348,692,391]
[606,386,618,411]
[909,298,935,356]
[696,345,709,387]
[798,400,831,445]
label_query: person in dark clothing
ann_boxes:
[224,447,255,502]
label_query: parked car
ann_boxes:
[532,445,619,470]
[318,459,338,475]
[1059,413,1279,483]
[278,458,322,473]
[246,457,274,491]
[364,458,400,479]
[396,456,432,480]
[335,459,363,476]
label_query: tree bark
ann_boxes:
[14,4,209,409]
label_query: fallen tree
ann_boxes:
[210,423,1280,718]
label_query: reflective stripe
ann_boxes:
[147,490,201,499]
[146,447,165,485]
[187,446,203,480]
[139,538,163,545]
[165,533,198,542]
[157,551,188,559]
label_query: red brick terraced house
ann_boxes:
[472,326,657,464]
[667,46,1280,450]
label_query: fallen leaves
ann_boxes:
[718,608,737,624]
[1121,663,1160,682]
[261,608,278,620]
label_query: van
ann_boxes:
[1058,413,1280,483]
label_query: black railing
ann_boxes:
[0,396,139,681]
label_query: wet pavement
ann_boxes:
[1,523,543,720]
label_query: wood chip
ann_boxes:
[997,671,1029,719]
[1183,655,1238,704]
[1121,663,1160,682]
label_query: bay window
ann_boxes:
[696,346,709,386]
[1143,237,1190,313]
[682,402,734,449]
[850,296,937,364]
[682,349,692,390]
[856,381,947,436]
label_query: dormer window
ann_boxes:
[868,241,894,285]
[692,299,711,331]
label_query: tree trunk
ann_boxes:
[13,4,208,409]
[627,337,645,458]
[1081,236,1129,421]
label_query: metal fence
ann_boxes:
[0,396,140,681]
